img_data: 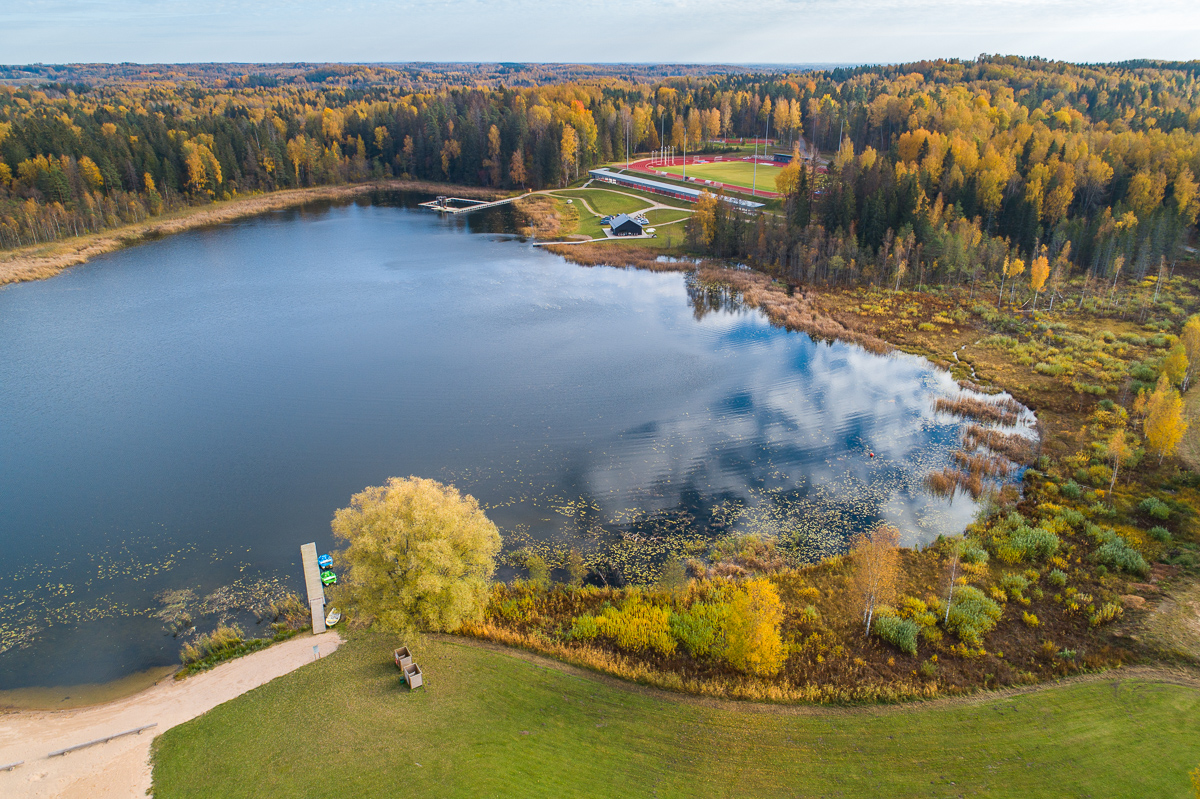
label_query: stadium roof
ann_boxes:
[588,168,765,209]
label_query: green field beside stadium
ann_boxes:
[650,159,784,194]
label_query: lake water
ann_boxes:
[0,192,1014,690]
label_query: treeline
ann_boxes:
[689,56,1200,290]
[1,55,1199,268]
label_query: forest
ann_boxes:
[2,55,1197,279]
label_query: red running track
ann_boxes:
[621,156,783,199]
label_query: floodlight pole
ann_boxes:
[752,109,771,198]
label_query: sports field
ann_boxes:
[651,160,784,194]
[152,634,1200,798]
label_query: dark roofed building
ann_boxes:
[608,214,643,236]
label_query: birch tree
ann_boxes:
[851,524,900,637]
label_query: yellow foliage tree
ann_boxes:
[1030,253,1050,309]
[690,191,719,247]
[1161,345,1189,388]
[851,524,900,636]
[559,125,578,184]
[723,578,785,677]
[1107,427,1131,493]
[78,156,103,192]
[999,256,1025,307]
[181,139,222,195]
[509,150,526,187]
[331,476,501,633]
[775,147,803,197]
[1144,376,1187,464]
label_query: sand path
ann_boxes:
[0,631,342,799]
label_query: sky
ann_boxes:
[0,0,1197,66]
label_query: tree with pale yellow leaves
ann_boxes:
[1144,375,1187,464]
[1107,427,1132,493]
[851,524,900,637]
[1030,251,1050,309]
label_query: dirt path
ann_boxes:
[0,632,342,799]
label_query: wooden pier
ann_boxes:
[418,195,519,214]
[300,542,326,634]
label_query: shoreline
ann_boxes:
[0,667,177,713]
[0,179,505,288]
[0,631,341,799]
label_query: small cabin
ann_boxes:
[608,214,643,237]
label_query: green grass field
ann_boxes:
[643,208,692,226]
[651,159,784,194]
[152,634,1200,798]
[555,188,654,217]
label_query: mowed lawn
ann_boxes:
[152,635,1200,798]
[653,160,784,193]
[555,187,653,217]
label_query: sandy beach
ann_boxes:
[0,631,342,799]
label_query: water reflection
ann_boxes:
[0,193,1020,687]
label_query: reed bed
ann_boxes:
[696,266,893,355]
[962,424,1037,464]
[934,395,1023,426]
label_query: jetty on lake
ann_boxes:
[418,195,519,214]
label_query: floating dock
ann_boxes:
[419,195,519,214]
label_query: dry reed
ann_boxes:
[962,424,1037,464]
[933,395,1023,426]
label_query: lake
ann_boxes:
[0,192,1020,690]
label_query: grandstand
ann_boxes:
[587,168,765,209]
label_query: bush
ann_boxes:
[1000,572,1030,599]
[723,578,785,677]
[1139,497,1171,521]
[1148,526,1172,543]
[1060,480,1082,500]
[669,601,727,658]
[873,614,920,656]
[918,322,938,332]
[1022,612,1040,628]
[960,538,990,564]
[180,624,245,665]
[1089,602,1124,627]
[945,586,1003,645]
[1047,568,1068,588]
[1093,531,1150,577]
[1057,507,1085,527]
[1086,464,1113,487]
[997,525,1060,564]
[598,596,676,655]
[568,614,601,642]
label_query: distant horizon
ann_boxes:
[2,55,1196,72]
[1,0,1196,66]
